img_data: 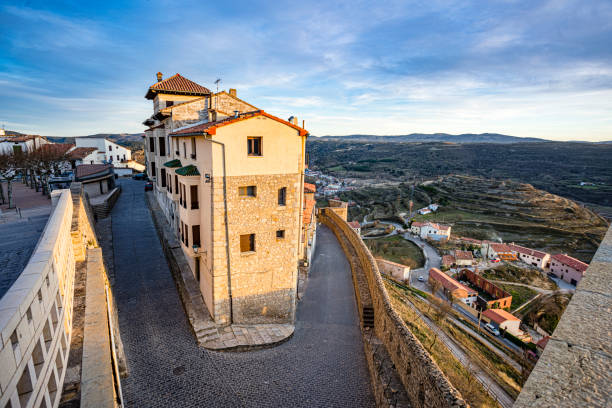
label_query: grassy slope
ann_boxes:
[365,235,425,269]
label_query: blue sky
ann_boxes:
[1,0,611,141]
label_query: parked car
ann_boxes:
[144,182,153,191]
[484,323,500,336]
[491,258,500,263]
[417,276,425,282]
[133,173,146,180]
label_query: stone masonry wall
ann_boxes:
[211,173,301,325]
[320,209,468,408]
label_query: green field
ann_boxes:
[496,283,539,311]
[365,235,425,269]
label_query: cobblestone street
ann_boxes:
[112,179,374,407]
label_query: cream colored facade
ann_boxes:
[144,74,308,325]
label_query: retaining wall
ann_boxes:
[319,208,467,408]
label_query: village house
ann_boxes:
[74,164,116,198]
[348,220,361,235]
[417,207,432,215]
[549,253,588,285]
[454,250,474,266]
[143,72,308,325]
[0,133,50,154]
[429,268,478,307]
[441,254,456,269]
[508,243,550,269]
[377,258,410,281]
[481,308,529,340]
[419,222,451,241]
[482,242,518,261]
[75,137,132,164]
[302,183,317,265]
[458,268,513,309]
[410,221,424,235]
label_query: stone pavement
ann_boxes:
[111,179,374,407]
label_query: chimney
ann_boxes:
[156,72,163,82]
[288,116,298,126]
[229,88,237,97]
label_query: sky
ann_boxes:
[1,0,612,141]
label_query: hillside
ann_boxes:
[307,140,612,207]
[315,133,549,143]
[339,175,609,262]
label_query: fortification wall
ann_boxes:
[0,190,75,408]
[319,208,467,408]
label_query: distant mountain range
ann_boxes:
[314,133,552,144]
[5,131,144,147]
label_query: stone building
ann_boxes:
[143,73,308,325]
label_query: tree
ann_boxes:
[0,151,24,209]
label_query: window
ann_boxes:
[109,145,112,151]
[117,155,120,161]
[160,168,166,188]
[159,136,166,156]
[278,187,287,206]
[166,100,174,108]
[247,137,262,156]
[190,185,199,209]
[151,162,156,179]
[175,175,179,194]
[240,234,255,252]
[183,142,187,158]
[123,154,126,160]
[179,183,184,206]
[239,186,257,197]
[149,137,155,153]
[276,230,285,239]
[185,224,189,246]
[192,225,200,247]
[182,184,187,208]
[191,137,197,159]
[175,138,180,155]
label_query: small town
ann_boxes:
[1,2,611,408]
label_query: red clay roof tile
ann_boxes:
[146,74,211,99]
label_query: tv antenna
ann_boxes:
[214,78,221,93]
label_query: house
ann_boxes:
[143,72,308,325]
[417,208,432,215]
[75,137,132,166]
[441,255,456,268]
[68,147,98,166]
[419,222,451,241]
[482,308,523,338]
[74,164,116,198]
[454,250,474,266]
[0,134,50,154]
[508,244,550,269]
[549,253,588,285]
[302,184,317,265]
[429,268,478,307]
[483,242,518,261]
[348,221,361,235]
[377,259,410,281]
[428,204,439,211]
[458,269,512,309]
[410,221,425,235]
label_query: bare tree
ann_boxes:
[0,151,24,208]
[429,279,442,313]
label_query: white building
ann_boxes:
[0,134,50,154]
[419,222,451,241]
[74,137,132,165]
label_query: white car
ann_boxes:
[484,323,500,336]
[417,276,425,282]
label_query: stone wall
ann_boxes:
[319,208,467,408]
[514,224,612,407]
[376,258,411,282]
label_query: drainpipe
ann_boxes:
[208,137,233,324]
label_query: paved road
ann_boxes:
[403,233,441,291]
[112,180,374,407]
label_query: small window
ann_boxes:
[190,185,199,209]
[160,168,166,188]
[166,100,174,107]
[109,145,112,151]
[183,142,187,158]
[239,186,257,197]
[276,230,285,239]
[240,234,255,252]
[192,225,200,247]
[278,187,286,206]
[159,136,166,156]
[191,137,197,159]
[174,175,179,194]
[117,155,120,161]
[247,137,262,156]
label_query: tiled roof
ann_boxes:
[175,164,200,176]
[163,159,182,168]
[348,221,361,229]
[551,253,588,273]
[0,135,42,142]
[39,143,74,156]
[490,243,514,253]
[482,308,520,324]
[75,164,111,179]
[423,222,450,232]
[169,110,308,137]
[411,222,425,228]
[68,147,97,159]
[454,250,473,260]
[508,244,548,259]
[303,198,316,226]
[458,237,483,245]
[146,74,211,99]
[304,182,316,193]
[429,268,477,297]
[442,255,456,266]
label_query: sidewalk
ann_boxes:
[144,189,294,350]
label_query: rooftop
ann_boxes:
[429,268,477,297]
[508,243,548,259]
[482,308,520,324]
[68,147,97,159]
[75,164,112,179]
[551,253,589,273]
[348,221,361,229]
[175,164,200,176]
[145,73,211,99]
[442,255,456,266]
[454,250,473,260]
[304,183,316,193]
